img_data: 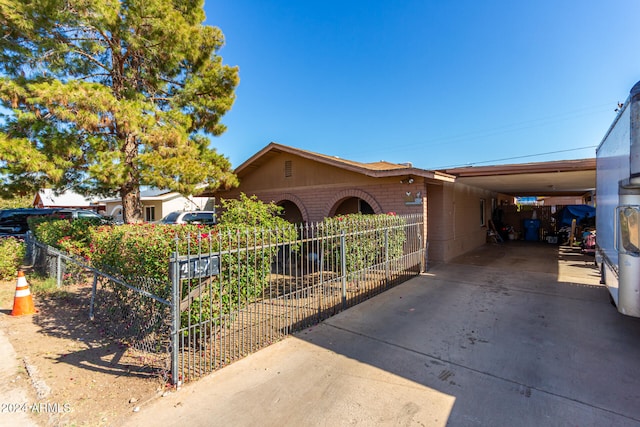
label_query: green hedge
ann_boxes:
[321,213,406,278]
[0,237,25,280]
[29,216,103,260]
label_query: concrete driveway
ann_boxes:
[125,242,640,427]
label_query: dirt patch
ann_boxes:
[0,278,168,426]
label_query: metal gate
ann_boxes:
[169,214,425,385]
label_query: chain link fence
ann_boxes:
[26,234,172,374]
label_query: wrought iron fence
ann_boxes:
[25,213,425,387]
[171,213,425,384]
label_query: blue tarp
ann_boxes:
[559,205,596,227]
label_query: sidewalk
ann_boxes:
[0,328,38,427]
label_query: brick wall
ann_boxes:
[214,152,496,263]
[219,181,427,223]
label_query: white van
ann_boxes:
[159,211,217,225]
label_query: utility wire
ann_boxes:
[415,103,612,149]
[433,146,598,169]
[339,101,615,158]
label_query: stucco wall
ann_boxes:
[427,181,495,262]
[161,198,191,217]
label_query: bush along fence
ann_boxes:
[26,212,425,387]
[172,213,425,384]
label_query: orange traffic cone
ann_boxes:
[11,271,37,316]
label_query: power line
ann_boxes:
[413,103,613,149]
[433,145,598,169]
[339,101,616,158]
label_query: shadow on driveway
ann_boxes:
[125,242,640,426]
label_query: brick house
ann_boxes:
[209,143,500,263]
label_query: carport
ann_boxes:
[442,158,596,198]
[125,239,640,426]
[444,158,596,244]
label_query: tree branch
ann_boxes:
[67,48,110,71]
[77,72,111,81]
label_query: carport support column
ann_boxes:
[422,186,429,272]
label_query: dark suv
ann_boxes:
[0,208,110,239]
[0,208,58,239]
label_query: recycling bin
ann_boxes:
[523,219,541,241]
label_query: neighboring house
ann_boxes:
[33,189,105,213]
[206,142,499,263]
[100,188,215,223]
[537,195,592,206]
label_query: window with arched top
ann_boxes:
[334,197,374,216]
[277,200,304,224]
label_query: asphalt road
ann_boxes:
[124,242,640,427]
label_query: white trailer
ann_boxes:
[596,80,640,317]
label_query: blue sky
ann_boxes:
[204,1,640,170]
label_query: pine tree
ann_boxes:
[0,0,239,222]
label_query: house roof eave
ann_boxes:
[234,142,454,182]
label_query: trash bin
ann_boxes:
[523,219,541,241]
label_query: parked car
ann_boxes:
[159,210,217,225]
[0,208,58,238]
[52,208,111,223]
[0,208,110,239]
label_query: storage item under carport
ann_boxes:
[523,219,541,241]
